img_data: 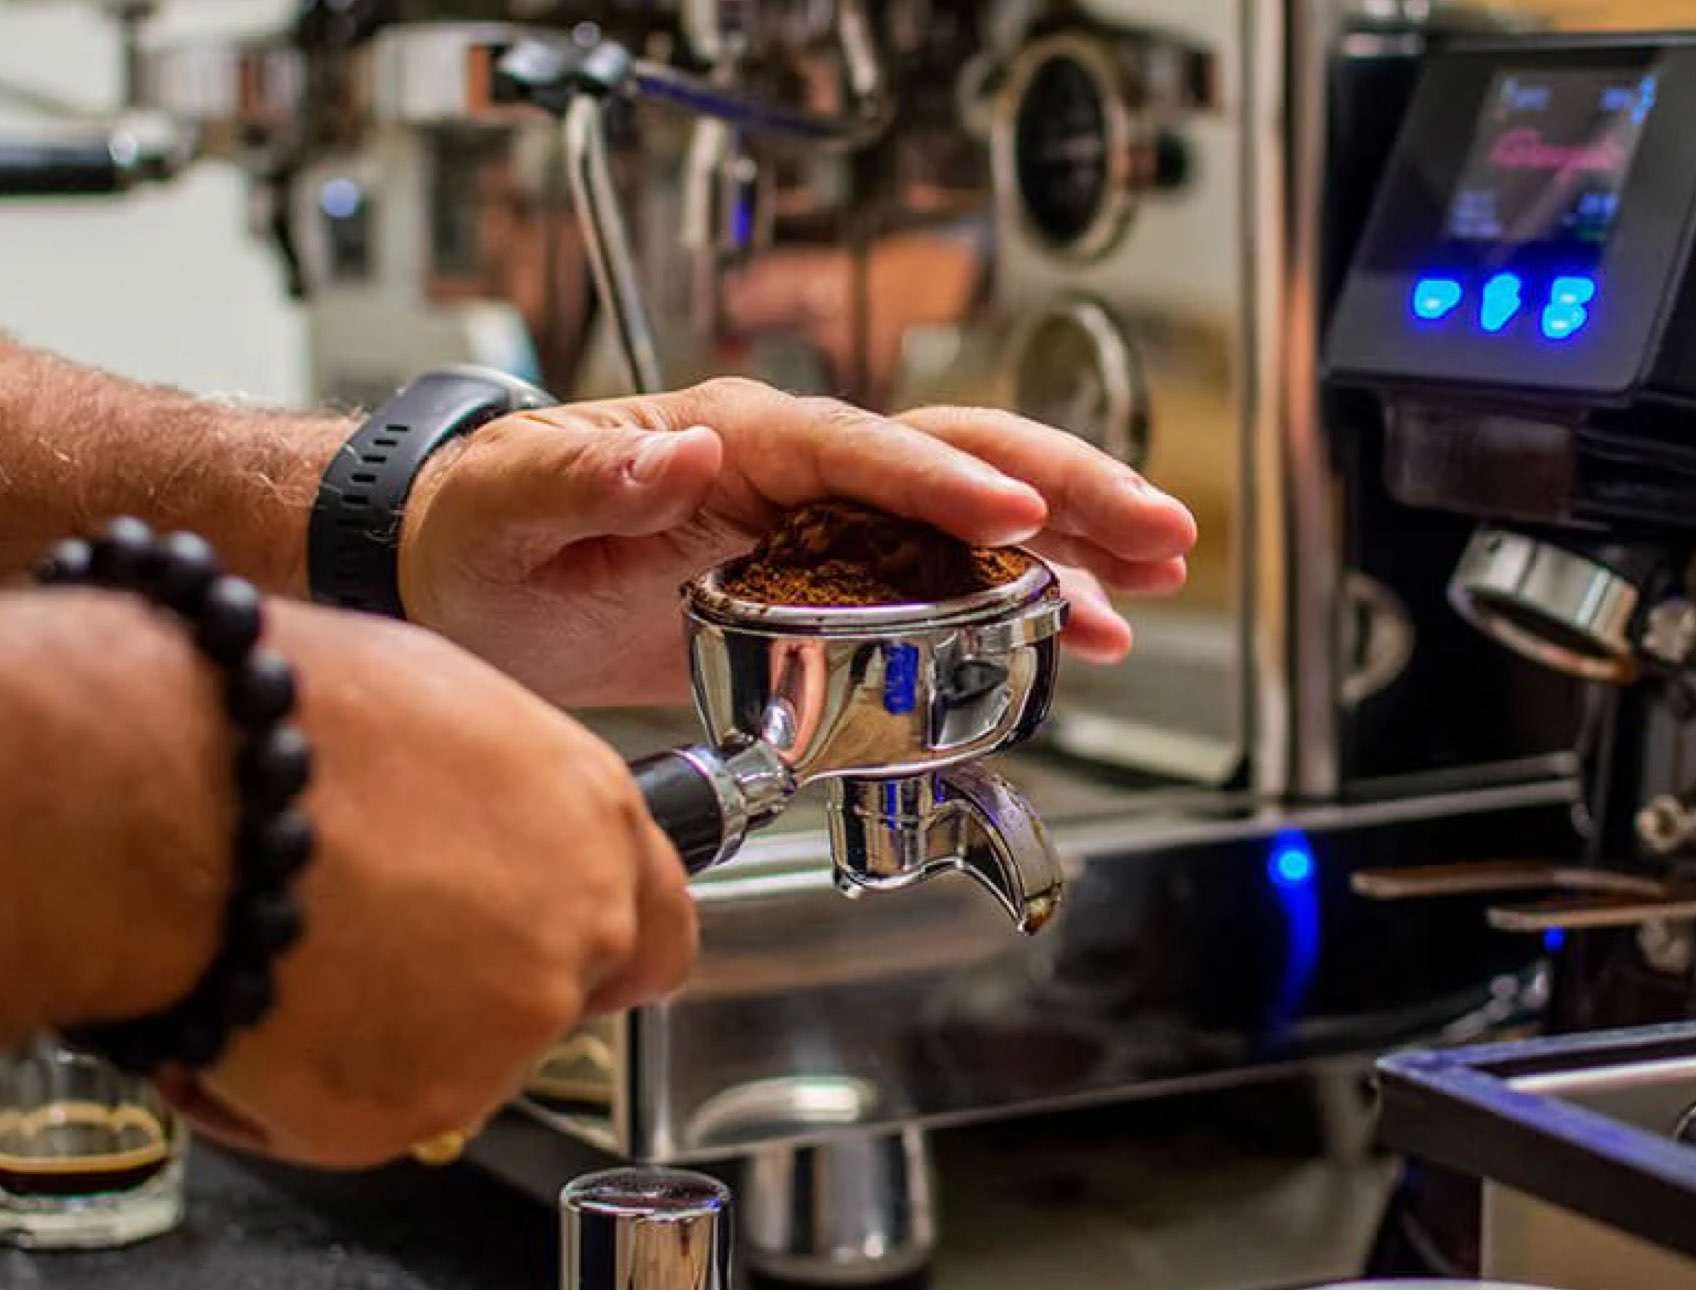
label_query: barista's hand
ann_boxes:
[400,378,1197,709]
[156,602,694,1170]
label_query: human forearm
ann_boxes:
[0,591,230,1047]
[0,340,352,595]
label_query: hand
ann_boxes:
[158,602,694,1170]
[400,378,1198,709]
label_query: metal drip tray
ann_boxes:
[1380,1024,1696,1289]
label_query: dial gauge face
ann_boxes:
[1014,52,1115,248]
[997,33,1147,261]
[1011,300,1147,470]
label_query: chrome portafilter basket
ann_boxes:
[631,558,1069,934]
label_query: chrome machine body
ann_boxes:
[0,0,1627,1281]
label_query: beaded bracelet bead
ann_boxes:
[33,518,315,1076]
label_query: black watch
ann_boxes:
[309,366,551,617]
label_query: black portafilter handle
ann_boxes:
[630,751,735,876]
[0,140,122,196]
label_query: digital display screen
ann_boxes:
[1446,68,1658,248]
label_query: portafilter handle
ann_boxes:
[562,1168,733,1290]
[630,742,795,875]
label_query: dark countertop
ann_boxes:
[2,1147,558,1290]
[2,1083,1397,1290]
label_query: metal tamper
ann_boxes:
[563,1168,732,1290]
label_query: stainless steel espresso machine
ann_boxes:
[2,0,1642,1283]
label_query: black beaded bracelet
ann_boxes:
[33,518,315,1076]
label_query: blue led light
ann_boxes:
[1269,837,1316,888]
[1551,276,1597,307]
[1541,277,1595,340]
[319,177,363,221]
[1541,306,1588,340]
[1544,928,1567,954]
[1411,277,1462,321]
[1480,273,1524,333]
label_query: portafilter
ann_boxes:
[631,559,1069,934]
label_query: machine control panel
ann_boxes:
[1327,37,1696,403]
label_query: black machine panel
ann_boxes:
[1322,38,1581,791]
[1327,38,1696,406]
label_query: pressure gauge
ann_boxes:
[1008,298,1148,470]
[994,33,1147,261]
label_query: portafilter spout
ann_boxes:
[630,560,1069,934]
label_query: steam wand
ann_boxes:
[494,27,891,396]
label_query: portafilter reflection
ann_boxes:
[631,559,1068,933]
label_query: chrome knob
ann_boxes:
[563,1169,732,1290]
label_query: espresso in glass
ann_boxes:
[0,1039,185,1249]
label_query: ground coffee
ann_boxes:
[722,501,1034,607]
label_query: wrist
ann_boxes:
[308,369,549,619]
[395,436,471,627]
[0,591,230,1038]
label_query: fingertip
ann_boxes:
[1129,477,1199,556]
[1149,556,1189,595]
[1165,498,1200,556]
[1056,573,1134,663]
[1063,622,1134,665]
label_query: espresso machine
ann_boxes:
[0,0,1630,1282]
[1316,23,1696,1281]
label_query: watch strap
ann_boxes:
[309,367,550,617]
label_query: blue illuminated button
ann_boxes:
[1542,275,1596,341]
[1480,273,1524,333]
[1411,277,1462,321]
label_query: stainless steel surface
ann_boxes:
[562,1168,732,1290]
[672,560,1068,930]
[1449,529,1641,685]
[1257,0,1349,801]
[685,564,1064,783]
[1484,1190,1696,1290]
[565,90,664,394]
[743,1129,936,1285]
[1642,598,1696,668]
[1638,793,1696,857]
[369,23,532,126]
[1490,1053,1696,1289]
[136,39,303,156]
[475,1082,1400,1290]
[511,775,1569,1163]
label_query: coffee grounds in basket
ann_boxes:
[722,501,1034,607]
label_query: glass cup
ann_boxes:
[0,1037,186,1249]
